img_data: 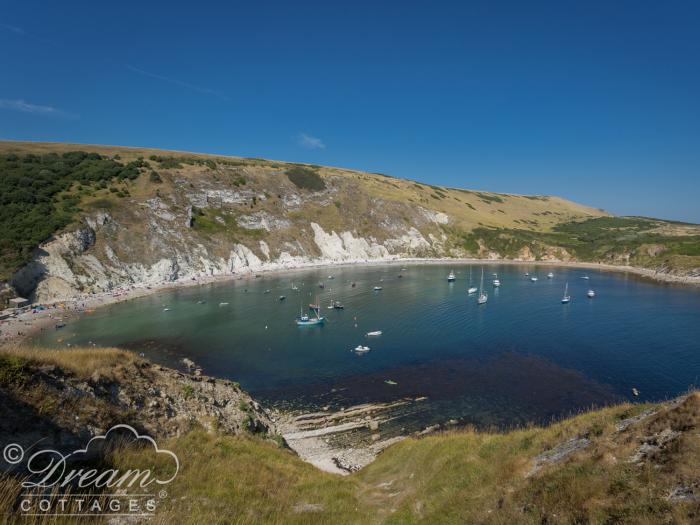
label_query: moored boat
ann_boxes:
[478,268,488,304]
[561,282,571,304]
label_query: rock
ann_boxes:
[368,420,379,431]
[292,503,324,513]
[526,437,592,477]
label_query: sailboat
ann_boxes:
[467,266,478,294]
[561,282,571,304]
[547,272,554,279]
[291,282,298,291]
[309,295,320,311]
[492,273,501,287]
[327,289,334,309]
[447,270,456,282]
[477,268,488,304]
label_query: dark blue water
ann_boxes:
[33,264,700,431]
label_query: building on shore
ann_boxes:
[8,297,29,309]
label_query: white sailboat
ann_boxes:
[561,282,571,304]
[547,272,554,279]
[467,266,477,294]
[492,273,501,287]
[478,268,488,304]
[447,270,456,282]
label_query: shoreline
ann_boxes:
[1,257,698,348]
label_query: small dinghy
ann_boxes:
[219,302,229,306]
[264,289,271,294]
[373,286,383,291]
[587,289,595,298]
[279,295,286,301]
[163,308,171,312]
[366,330,382,336]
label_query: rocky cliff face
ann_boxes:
[2,145,609,302]
[0,350,276,460]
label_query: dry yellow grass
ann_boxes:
[0,344,137,379]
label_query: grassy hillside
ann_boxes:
[2,346,700,524]
[0,141,697,300]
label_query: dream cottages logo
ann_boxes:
[2,424,179,518]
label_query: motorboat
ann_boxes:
[366,331,382,336]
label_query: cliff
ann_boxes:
[1,141,697,303]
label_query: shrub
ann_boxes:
[286,166,326,191]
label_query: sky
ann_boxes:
[1,1,699,222]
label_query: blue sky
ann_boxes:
[1,1,699,222]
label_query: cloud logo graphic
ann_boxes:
[14,424,180,489]
[67,424,180,485]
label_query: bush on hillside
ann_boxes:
[286,166,326,191]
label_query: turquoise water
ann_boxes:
[33,264,700,431]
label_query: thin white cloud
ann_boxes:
[0,23,25,35]
[126,64,230,102]
[0,98,77,118]
[297,133,326,150]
